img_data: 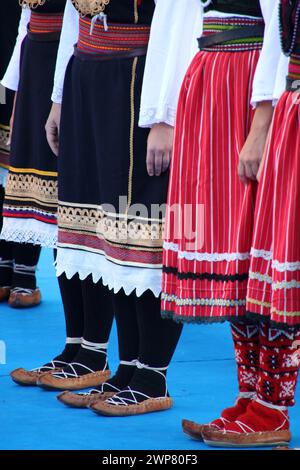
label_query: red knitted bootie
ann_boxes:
[209,393,254,430]
[202,400,291,447]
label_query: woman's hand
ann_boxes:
[45,102,62,156]
[238,101,273,184]
[146,122,174,176]
[256,142,268,183]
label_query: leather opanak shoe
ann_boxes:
[8,288,41,308]
[182,396,253,441]
[90,393,173,417]
[57,389,115,408]
[11,366,62,386]
[182,420,207,441]
[202,426,291,448]
[0,287,10,302]
[38,369,111,391]
[202,401,291,448]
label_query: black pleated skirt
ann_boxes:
[56,50,168,297]
[0,1,20,184]
[1,32,59,247]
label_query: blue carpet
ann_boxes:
[0,249,299,450]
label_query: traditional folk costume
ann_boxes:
[0,1,20,185]
[201,0,300,447]
[160,0,297,447]
[40,0,202,415]
[0,2,42,307]
[2,1,113,388]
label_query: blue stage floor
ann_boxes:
[0,249,299,450]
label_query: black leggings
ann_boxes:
[58,273,114,344]
[112,289,183,368]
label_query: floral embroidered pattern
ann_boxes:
[71,0,110,16]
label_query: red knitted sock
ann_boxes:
[232,322,260,393]
[210,322,259,429]
[257,323,300,406]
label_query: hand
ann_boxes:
[256,150,266,183]
[238,128,268,183]
[238,101,273,184]
[146,122,174,176]
[7,92,17,147]
[45,102,61,156]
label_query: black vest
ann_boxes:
[72,0,155,25]
[201,0,262,18]
[280,0,300,55]
[34,0,67,13]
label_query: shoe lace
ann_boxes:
[103,361,168,407]
[52,343,109,379]
[81,359,139,396]
[11,287,35,295]
[31,360,68,373]
[52,362,97,379]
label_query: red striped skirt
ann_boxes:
[246,55,300,327]
[162,20,261,324]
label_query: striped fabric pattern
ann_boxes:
[202,17,264,52]
[247,66,300,326]
[77,17,150,55]
[3,167,58,225]
[29,11,64,33]
[161,26,262,323]
[287,53,300,81]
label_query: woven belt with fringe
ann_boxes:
[75,17,150,59]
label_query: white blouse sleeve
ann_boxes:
[51,0,79,104]
[1,7,31,91]
[139,0,203,128]
[273,53,289,102]
[251,0,282,105]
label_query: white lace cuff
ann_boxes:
[51,88,63,104]
[139,105,176,128]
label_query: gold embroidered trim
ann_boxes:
[247,297,272,308]
[71,0,110,16]
[270,307,300,317]
[9,166,57,177]
[126,56,138,213]
[58,204,164,249]
[5,173,58,206]
[248,295,300,317]
[19,0,46,8]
